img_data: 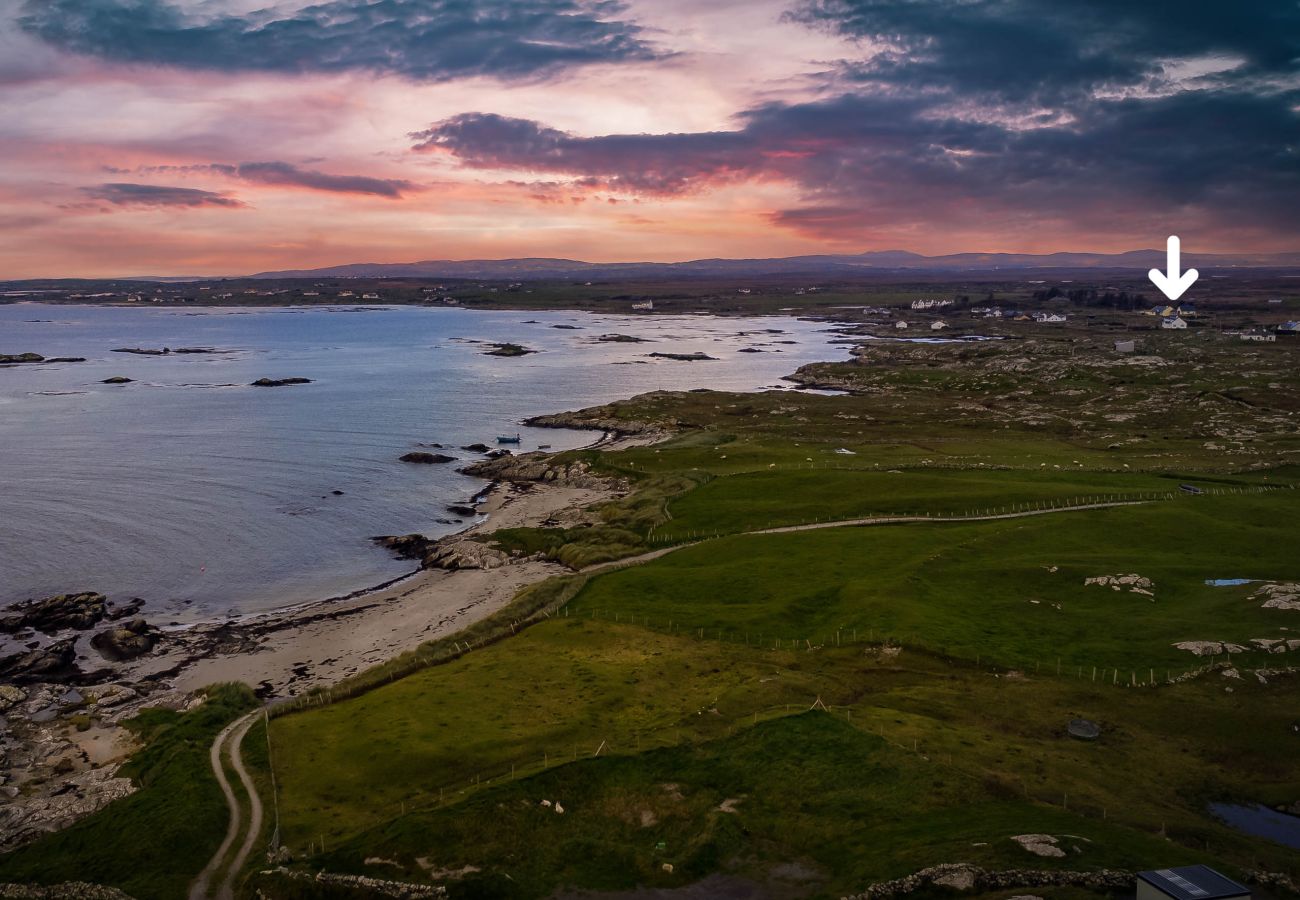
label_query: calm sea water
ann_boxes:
[0,303,843,622]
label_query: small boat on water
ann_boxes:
[497,433,522,444]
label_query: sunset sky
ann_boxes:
[1,0,1297,278]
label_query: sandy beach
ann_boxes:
[128,478,617,698]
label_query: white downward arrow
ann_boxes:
[1148,235,1198,301]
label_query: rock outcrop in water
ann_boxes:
[597,333,652,343]
[251,377,312,387]
[399,451,455,464]
[112,347,223,355]
[0,353,86,365]
[0,592,108,635]
[483,342,537,357]
[100,376,133,384]
[647,351,716,361]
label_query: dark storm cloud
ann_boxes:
[19,0,659,82]
[411,113,757,194]
[83,183,247,208]
[789,0,1300,105]
[416,1,1300,239]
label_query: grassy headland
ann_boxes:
[248,328,1299,898]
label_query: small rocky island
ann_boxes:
[0,353,86,365]
[251,377,313,387]
[597,333,653,343]
[101,376,133,384]
[400,451,456,464]
[483,342,537,357]
[648,351,717,361]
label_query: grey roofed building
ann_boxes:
[1137,866,1250,900]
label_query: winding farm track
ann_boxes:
[581,499,1151,574]
[190,711,261,900]
[200,497,1151,889]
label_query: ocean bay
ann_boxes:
[0,303,843,622]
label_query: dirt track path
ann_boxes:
[581,499,1149,574]
[190,711,261,900]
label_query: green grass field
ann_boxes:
[258,484,1300,897]
[574,492,1300,671]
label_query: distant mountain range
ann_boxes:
[251,248,1300,280]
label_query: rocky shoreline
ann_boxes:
[0,429,644,852]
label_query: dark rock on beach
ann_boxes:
[251,377,312,387]
[461,443,491,453]
[374,533,436,561]
[0,592,108,635]
[106,598,145,621]
[90,619,160,662]
[375,533,507,571]
[446,504,478,517]
[400,451,455,464]
[0,638,81,684]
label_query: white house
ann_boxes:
[1114,339,1136,353]
[895,320,909,330]
[361,292,380,300]
[930,321,948,331]
[1034,312,1068,323]
[1240,332,1276,342]
[632,300,654,311]
[1161,316,1187,330]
